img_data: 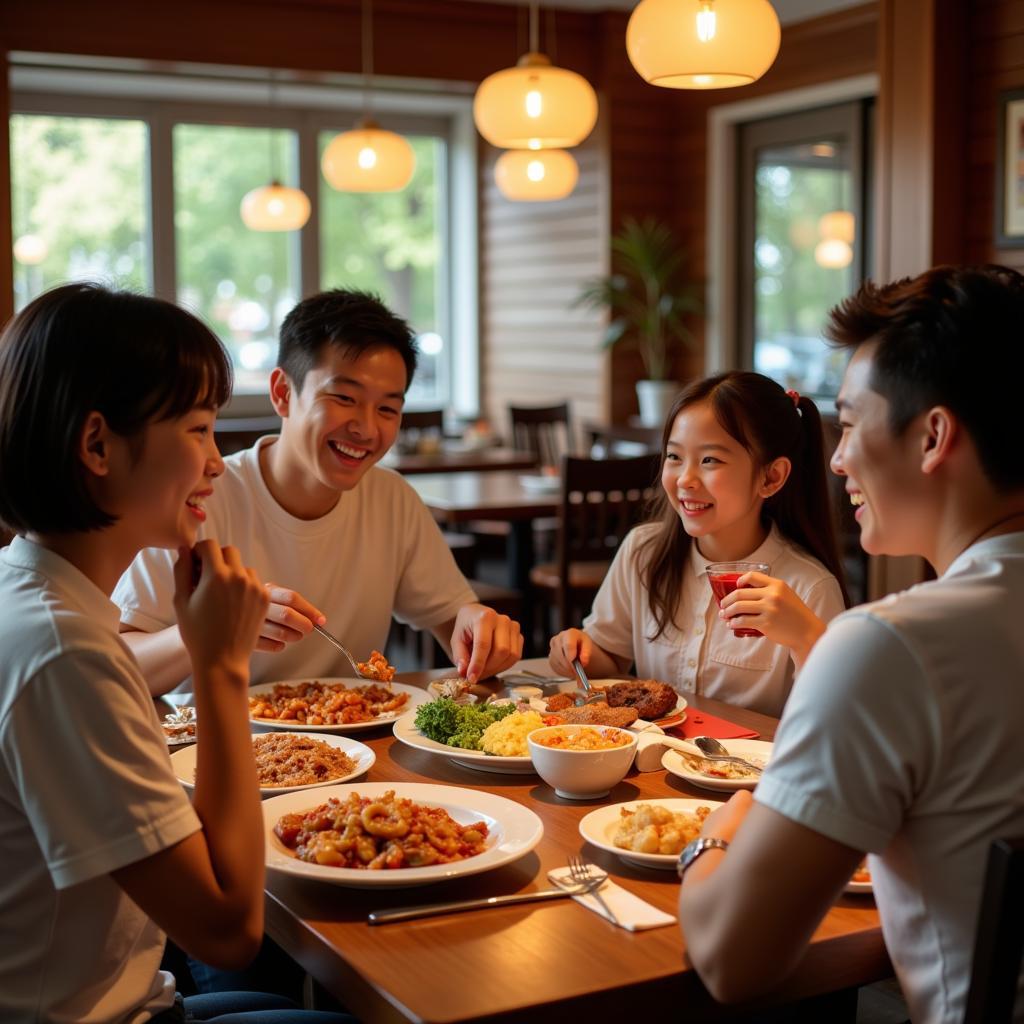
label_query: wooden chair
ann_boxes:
[529,452,662,634]
[509,402,573,467]
[962,837,1024,1024]
[400,408,445,432]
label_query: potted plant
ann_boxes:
[576,217,701,426]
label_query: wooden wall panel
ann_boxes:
[966,0,1024,268]
[479,134,605,443]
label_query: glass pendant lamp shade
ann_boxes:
[13,233,48,265]
[239,181,311,231]
[814,238,853,268]
[626,0,781,90]
[494,148,578,201]
[818,209,855,244]
[322,119,416,192]
[474,53,598,150]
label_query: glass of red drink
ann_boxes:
[706,561,771,637]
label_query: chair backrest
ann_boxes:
[400,408,445,432]
[509,402,572,467]
[553,452,662,627]
[963,837,1024,1024]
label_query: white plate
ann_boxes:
[661,738,772,792]
[249,679,430,733]
[393,697,684,774]
[579,797,723,870]
[392,711,538,774]
[262,781,544,888]
[170,732,375,796]
[845,878,873,894]
[518,474,561,494]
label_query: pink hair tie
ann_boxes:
[786,389,800,408]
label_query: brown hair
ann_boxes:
[636,371,848,639]
[826,264,1024,493]
[0,283,231,534]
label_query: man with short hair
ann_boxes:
[116,289,523,693]
[676,265,1024,1023]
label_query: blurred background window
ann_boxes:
[319,132,446,406]
[174,124,301,394]
[9,71,466,409]
[738,100,872,405]
[10,114,149,310]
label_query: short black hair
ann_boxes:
[826,264,1024,493]
[277,289,418,392]
[0,282,231,534]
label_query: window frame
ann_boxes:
[9,57,478,415]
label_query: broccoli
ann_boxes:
[414,698,517,749]
[414,698,461,742]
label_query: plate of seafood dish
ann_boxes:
[171,731,375,796]
[248,678,430,733]
[262,782,544,888]
[660,739,772,792]
[394,695,666,774]
[579,798,724,870]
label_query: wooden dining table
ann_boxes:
[381,445,538,476]
[261,667,890,1023]
[406,470,560,592]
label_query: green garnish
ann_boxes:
[414,698,517,750]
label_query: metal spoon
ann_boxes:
[692,735,764,774]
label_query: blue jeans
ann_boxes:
[150,991,356,1023]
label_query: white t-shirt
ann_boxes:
[114,437,477,685]
[756,531,1024,1024]
[0,537,201,1024]
[583,521,845,717]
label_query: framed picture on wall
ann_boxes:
[995,89,1024,245]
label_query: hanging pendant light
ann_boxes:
[240,181,311,231]
[627,0,781,90]
[13,233,48,265]
[322,0,415,193]
[240,73,312,232]
[495,149,578,201]
[474,4,598,150]
[814,209,855,268]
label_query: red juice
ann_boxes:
[708,572,762,637]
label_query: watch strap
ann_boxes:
[677,836,729,880]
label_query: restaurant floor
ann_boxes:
[857,979,909,1022]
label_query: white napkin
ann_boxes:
[547,867,676,931]
[634,732,670,772]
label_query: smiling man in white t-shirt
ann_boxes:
[115,290,523,694]
[675,264,1024,1023]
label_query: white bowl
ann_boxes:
[527,724,638,799]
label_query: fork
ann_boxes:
[367,871,605,924]
[565,855,618,925]
[571,659,607,706]
[312,623,369,680]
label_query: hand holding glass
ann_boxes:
[706,561,770,637]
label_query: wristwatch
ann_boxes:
[677,836,729,880]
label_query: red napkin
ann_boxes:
[671,709,759,740]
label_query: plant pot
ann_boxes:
[635,379,679,427]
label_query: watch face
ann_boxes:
[677,837,726,879]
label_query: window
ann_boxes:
[10,114,149,308]
[738,101,872,404]
[10,62,473,408]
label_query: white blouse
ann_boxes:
[582,521,846,717]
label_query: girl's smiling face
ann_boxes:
[661,400,788,562]
[103,405,224,553]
